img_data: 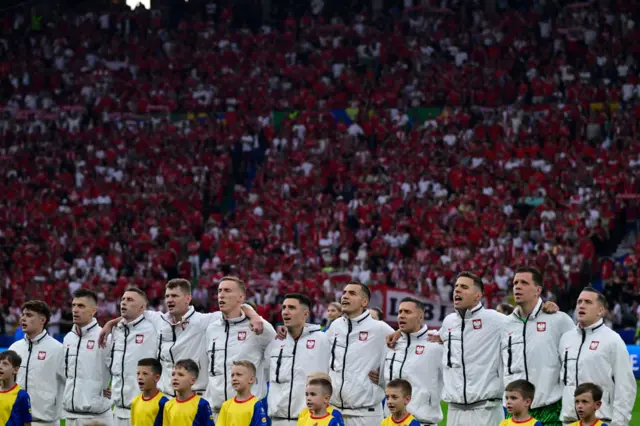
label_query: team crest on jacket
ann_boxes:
[87,340,95,349]
[589,341,599,350]
[359,331,368,341]
[238,331,247,341]
[38,351,46,360]
[472,319,482,330]
[136,334,144,344]
[306,340,316,349]
[536,322,546,332]
[416,345,425,355]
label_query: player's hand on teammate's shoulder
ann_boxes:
[386,330,401,349]
[276,325,287,340]
[541,301,559,314]
[250,315,264,334]
[368,368,380,384]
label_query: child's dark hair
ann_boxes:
[386,378,413,397]
[505,379,536,401]
[0,350,22,369]
[575,382,603,402]
[308,378,333,396]
[175,359,199,379]
[138,358,163,376]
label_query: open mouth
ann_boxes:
[167,304,175,310]
[453,295,463,302]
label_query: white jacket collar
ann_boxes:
[514,298,544,321]
[223,312,248,325]
[164,306,196,325]
[457,303,483,319]
[402,325,429,339]
[119,314,146,328]
[74,318,99,336]
[24,329,48,344]
[287,324,322,342]
[346,310,371,325]
[578,318,605,333]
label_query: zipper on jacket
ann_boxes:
[563,350,568,385]
[223,321,230,400]
[65,348,69,378]
[522,315,530,381]
[210,341,216,376]
[575,329,586,386]
[287,339,299,420]
[71,333,82,412]
[330,338,337,370]
[168,325,177,365]
[507,336,513,375]
[447,331,452,368]
[25,341,33,392]
[275,348,283,384]
[120,326,129,409]
[399,335,411,378]
[338,319,352,410]
[388,352,396,380]
[461,318,467,405]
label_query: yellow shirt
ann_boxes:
[297,409,343,426]
[131,391,169,426]
[0,384,32,426]
[297,405,337,418]
[499,418,543,426]
[380,413,420,426]
[568,421,609,426]
[217,395,268,426]
[163,394,214,426]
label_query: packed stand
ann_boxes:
[0,0,639,332]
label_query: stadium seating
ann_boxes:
[0,0,639,330]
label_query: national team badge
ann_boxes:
[536,322,546,332]
[38,351,46,360]
[473,319,482,330]
[87,340,95,349]
[416,345,425,355]
[136,334,144,344]
[181,321,190,331]
[589,341,599,350]
[306,340,316,349]
[359,331,368,341]
[238,331,247,341]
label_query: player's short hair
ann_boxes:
[138,358,163,376]
[581,287,608,309]
[497,303,515,315]
[308,378,333,396]
[515,266,544,288]
[219,276,246,293]
[124,286,148,302]
[370,307,384,320]
[345,281,371,301]
[73,288,98,305]
[399,297,425,312]
[232,360,257,376]
[505,379,536,401]
[166,279,191,295]
[456,271,484,293]
[386,379,413,397]
[22,300,52,327]
[0,350,22,368]
[575,382,603,402]
[307,372,332,383]
[175,359,199,378]
[284,293,312,309]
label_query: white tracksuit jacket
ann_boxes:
[266,325,330,421]
[204,314,275,411]
[501,298,575,409]
[382,326,443,424]
[62,319,112,418]
[440,303,506,407]
[327,310,394,417]
[144,307,222,395]
[559,319,637,426]
[109,314,159,418]
[10,330,65,423]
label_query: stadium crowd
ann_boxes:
[0,0,640,338]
